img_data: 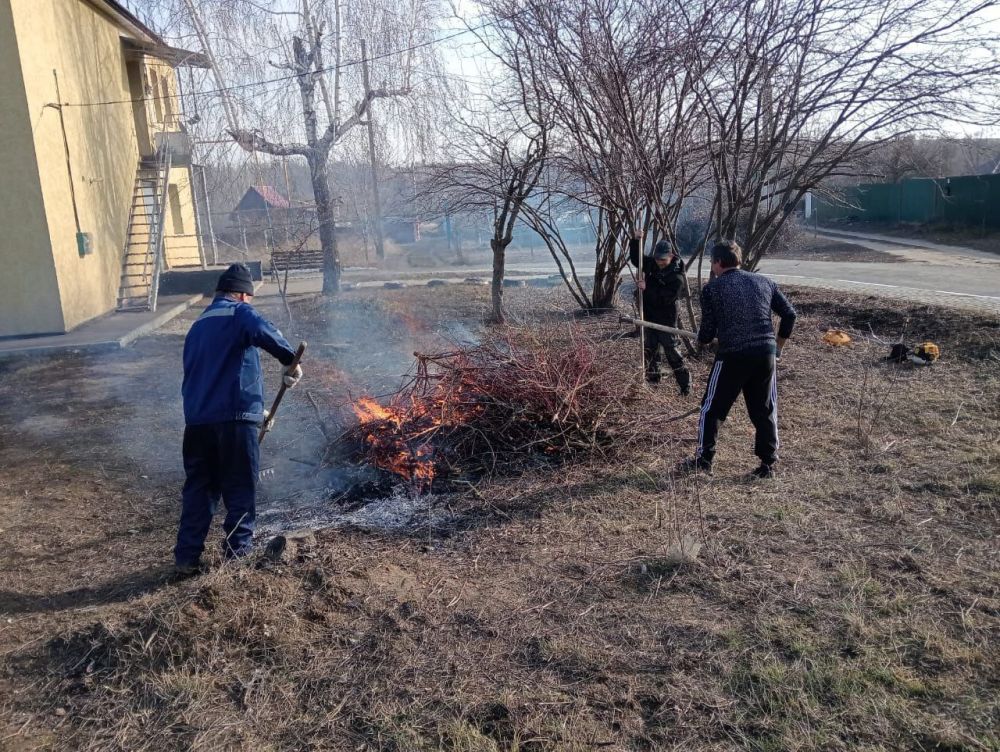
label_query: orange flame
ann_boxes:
[351,396,436,485]
[352,397,401,426]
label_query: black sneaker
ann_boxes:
[680,385,691,397]
[749,463,775,479]
[676,457,713,476]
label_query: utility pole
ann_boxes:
[282,155,293,246]
[360,39,385,260]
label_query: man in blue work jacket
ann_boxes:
[174,263,302,575]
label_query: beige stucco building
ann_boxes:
[0,0,207,338]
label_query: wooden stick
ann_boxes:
[259,341,307,445]
[619,316,698,340]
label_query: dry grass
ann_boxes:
[3,286,998,751]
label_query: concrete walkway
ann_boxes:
[816,227,1000,265]
[265,255,1000,317]
[4,232,991,361]
[0,293,204,359]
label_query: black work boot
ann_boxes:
[676,457,713,476]
[173,560,208,579]
[677,371,691,397]
[749,463,775,480]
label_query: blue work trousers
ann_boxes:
[174,421,259,566]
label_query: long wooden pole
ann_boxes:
[259,342,307,444]
[619,316,698,340]
[360,39,386,261]
[628,237,646,381]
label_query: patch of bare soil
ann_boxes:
[770,235,906,263]
[2,284,998,751]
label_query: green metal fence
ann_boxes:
[815,173,1000,229]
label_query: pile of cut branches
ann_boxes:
[340,329,650,485]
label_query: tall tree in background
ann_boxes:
[159,0,441,291]
[474,0,999,299]
[419,58,551,323]
[687,0,1000,273]
[476,0,712,311]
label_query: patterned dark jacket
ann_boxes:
[698,269,796,357]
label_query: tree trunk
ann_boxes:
[591,272,620,310]
[490,238,506,323]
[589,221,624,310]
[455,228,466,265]
[310,154,341,293]
[360,39,386,261]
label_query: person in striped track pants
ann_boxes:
[678,240,797,479]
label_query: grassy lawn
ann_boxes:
[1,283,997,751]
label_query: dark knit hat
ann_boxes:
[216,263,255,295]
[652,240,675,259]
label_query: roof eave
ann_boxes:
[92,1,211,68]
[123,39,211,68]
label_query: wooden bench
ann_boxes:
[270,249,325,280]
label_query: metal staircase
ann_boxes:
[116,149,172,312]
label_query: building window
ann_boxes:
[169,185,184,234]
[150,69,163,124]
[161,76,173,125]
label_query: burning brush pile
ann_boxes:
[342,330,640,487]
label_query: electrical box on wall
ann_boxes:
[76,232,92,257]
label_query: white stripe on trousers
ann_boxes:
[769,367,779,450]
[697,360,723,459]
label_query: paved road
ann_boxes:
[815,228,999,263]
[758,262,1000,316]
[272,231,1000,317]
[760,230,1000,315]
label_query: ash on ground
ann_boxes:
[258,477,454,535]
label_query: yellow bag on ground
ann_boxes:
[914,342,940,362]
[822,329,852,346]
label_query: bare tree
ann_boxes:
[228,1,416,291]
[868,136,951,182]
[160,0,442,291]
[420,97,549,322]
[472,0,998,306]
[475,0,712,311]
[688,0,1000,273]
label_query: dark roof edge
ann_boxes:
[91,0,210,68]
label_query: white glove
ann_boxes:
[262,409,274,432]
[283,363,302,388]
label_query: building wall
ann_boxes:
[164,165,203,268]
[0,0,66,337]
[10,0,144,331]
[6,0,203,335]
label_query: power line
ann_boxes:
[59,13,512,109]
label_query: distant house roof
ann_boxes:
[233,186,292,213]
